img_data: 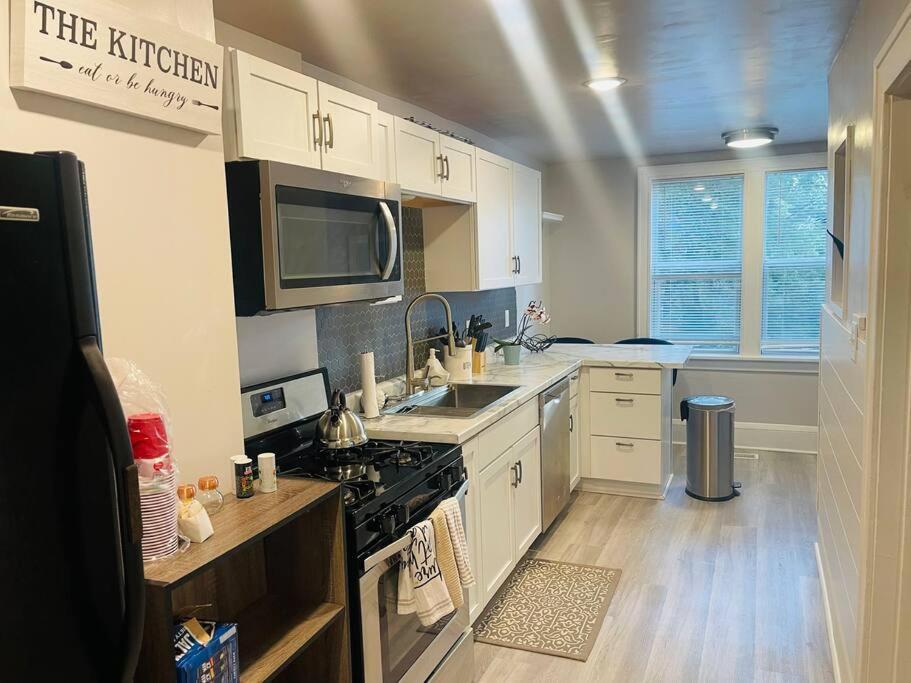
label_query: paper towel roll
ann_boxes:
[360,351,380,418]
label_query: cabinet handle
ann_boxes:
[511,463,519,488]
[312,112,322,150]
[571,374,579,380]
[511,256,518,274]
[615,397,634,404]
[569,414,574,432]
[614,372,634,379]
[437,154,445,178]
[323,113,334,149]
[517,459,523,484]
[444,155,451,180]
[517,255,521,274]
[615,441,634,448]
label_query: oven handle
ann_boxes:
[362,478,469,573]
[379,201,397,281]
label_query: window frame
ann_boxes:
[636,153,828,361]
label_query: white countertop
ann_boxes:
[362,344,692,444]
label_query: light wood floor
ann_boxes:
[474,450,834,683]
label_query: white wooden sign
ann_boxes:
[9,0,223,134]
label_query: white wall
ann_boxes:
[543,144,826,428]
[818,0,909,679]
[1,1,244,487]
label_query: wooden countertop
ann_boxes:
[143,478,339,587]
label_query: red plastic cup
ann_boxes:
[128,412,170,460]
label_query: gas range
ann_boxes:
[240,369,470,683]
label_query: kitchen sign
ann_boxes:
[9,0,223,134]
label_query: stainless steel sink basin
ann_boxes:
[384,383,522,419]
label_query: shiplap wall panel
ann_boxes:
[817,306,861,682]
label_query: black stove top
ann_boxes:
[278,439,454,508]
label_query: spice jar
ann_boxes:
[197,476,224,515]
[234,456,254,499]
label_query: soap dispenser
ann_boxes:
[424,348,451,387]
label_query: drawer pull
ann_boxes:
[615,441,635,448]
[614,372,634,379]
[615,397,635,404]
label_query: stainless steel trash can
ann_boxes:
[680,395,740,501]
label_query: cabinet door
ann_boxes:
[317,82,379,178]
[511,427,542,558]
[440,137,476,202]
[462,438,482,622]
[394,118,443,196]
[475,150,515,290]
[570,395,580,490]
[374,110,397,183]
[231,50,321,168]
[513,163,543,286]
[478,451,516,601]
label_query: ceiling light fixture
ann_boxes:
[585,77,626,92]
[722,127,778,149]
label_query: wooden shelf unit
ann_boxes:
[137,479,350,683]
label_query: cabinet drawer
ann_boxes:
[478,399,539,471]
[590,367,660,395]
[590,436,661,484]
[590,392,661,440]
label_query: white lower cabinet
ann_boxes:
[478,449,516,601]
[570,393,580,490]
[462,437,482,622]
[475,425,542,612]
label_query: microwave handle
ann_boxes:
[379,201,397,280]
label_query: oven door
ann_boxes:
[260,163,403,309]
[360,480,470,683]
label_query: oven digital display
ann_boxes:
[251,387,286,417]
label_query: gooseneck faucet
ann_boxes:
[404,293,456,395]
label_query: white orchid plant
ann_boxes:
[495,300,555,353]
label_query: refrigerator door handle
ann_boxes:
[80,339,145,682]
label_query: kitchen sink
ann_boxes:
[384,383,522,419]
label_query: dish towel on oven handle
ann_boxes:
[397,519,455,625]
[439,498,476,587]
[430,507,464,610]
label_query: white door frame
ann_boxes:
[858,5,911,681]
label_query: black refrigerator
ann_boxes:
[0,150,145,680]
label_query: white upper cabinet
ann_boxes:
[317,82,379,178]
[394,117,442,196]
[439,136,477,202]
[475,149,515,290]
[512,163,543,286]
[394,117,477,202]
[228,50,379,179]
[375,111,397,183]
[231,50,321,168]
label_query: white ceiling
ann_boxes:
[213,0,857,163]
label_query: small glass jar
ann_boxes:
[197,476,224,515]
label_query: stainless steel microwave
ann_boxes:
[225,160,403,315]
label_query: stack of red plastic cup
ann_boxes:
[128,413,178,560]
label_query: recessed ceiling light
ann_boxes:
[585,77,626,92]
[722,127,778,148]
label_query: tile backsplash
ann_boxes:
[316,208,517,391]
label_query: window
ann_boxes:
[649,175,743,353]
[761,169,828,355]
[638,154,828,359]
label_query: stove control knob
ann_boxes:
[380,510,397,534]
[379,505,410,534]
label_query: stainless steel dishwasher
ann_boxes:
[540,377,571,531]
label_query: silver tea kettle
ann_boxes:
[318,389,368,449]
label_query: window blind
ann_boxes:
[761,169,828,356]
[649,175,744,353]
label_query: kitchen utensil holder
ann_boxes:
[444,346,473,381]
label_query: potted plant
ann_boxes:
[495,300,553,365]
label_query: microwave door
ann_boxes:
[268,185,402,309]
